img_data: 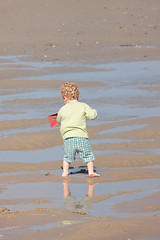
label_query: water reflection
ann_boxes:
[62,180,97,214]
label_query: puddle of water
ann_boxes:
[29,222,60,232]
[0,164,159,177]
[2,145,159,164]
[105,165,160,170]
[1,56,160,87]
[0,89,58,102]
[0,182,63,211]
[0,146,63,163]
[1,57,160,139]
[0,125,50,139]
[29,219,75,232]
[97,123,149,135]
[0,170,45,177]
[105,45,155,50]
[91,138,156,144]
[0,56,160,184]
[15,60,160,84]
[0,56,160,238]
[0,220,75,238]
[0,226,21,232]
[135,238,160,240]
[96,105,160,123]
[131,148,160,155]
[94,148,160,155]
[0,220,77,240]
[0,178,159,217]
[0,55,63,69]
[2,144,159,165]
[90,178,160,217]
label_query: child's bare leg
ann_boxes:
[87,161,100,178]
[87,184,94,197]
[62,160,70,177]
[87,183,98,197]
[62,180,70,197]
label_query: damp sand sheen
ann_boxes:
[0,54,160,240]
[0,0,160,239]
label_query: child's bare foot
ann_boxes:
[89,172,100,178]
[62,173,69,177]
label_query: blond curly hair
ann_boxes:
[60,82,80,100]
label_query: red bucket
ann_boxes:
[48,113,59,127]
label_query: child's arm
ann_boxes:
[84,104,97,120]
[56,111,61,125]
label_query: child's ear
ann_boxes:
[63,96,67,104]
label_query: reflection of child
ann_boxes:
[63,180,96,214]
[57,81,100,178]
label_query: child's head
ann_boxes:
[60,82,80,102]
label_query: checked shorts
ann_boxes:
[63,137,95,163]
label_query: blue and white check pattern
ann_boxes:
[64,137,95,163]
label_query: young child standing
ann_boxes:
[57,81,100,178]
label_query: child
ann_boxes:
[57,81,100,178]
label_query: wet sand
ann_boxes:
[0,0,160,239]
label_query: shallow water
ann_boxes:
[0,219,77,237]
[1,145,159,163]
[0,146,63,163]
[1,178,160,218]
[0,56,160,231]
[97,123,149,135]
[1,56,160,160]
[1,164,159,177]
[1,56,160,124]
[94,148,160,156]
[135,238,160,240]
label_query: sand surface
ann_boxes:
[0,0,160,239]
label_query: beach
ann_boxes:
[0,0,160,239]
